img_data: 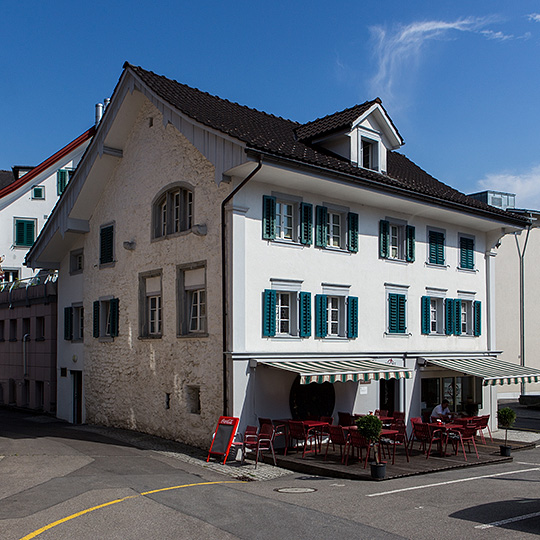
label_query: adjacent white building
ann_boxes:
[26,64,540,445]
[0,129,94,284]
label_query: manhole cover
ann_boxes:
[274,487,317,494]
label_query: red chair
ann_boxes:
[241,425,259,464]
[411,423,443,459]
[259,417,287,450]
[444,426,479,461]
[474,415,493,444]
[374,409,388,417]
[288,421,318,458]
[393,411,405,421]
[324,425,350,463]
[345,429,372,467]
[255,422,277,466]
[380,421,409,464]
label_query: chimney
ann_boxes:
[95,103,104,126]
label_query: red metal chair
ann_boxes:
[393,411,405,421]
[255,422,277,466]
[259,417,287,450]
[408,417,423,449]
[324,425,350,463]
[287,420,318,458]
[345,429,372,467]
[474,415,493,444]
[374,409,388,417]
[380,421,409,464]
[444,426,479,461]
[411,422,443,459]
[241,425,259,464]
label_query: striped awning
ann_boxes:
[259,359,412,385]
[426,357,540,386]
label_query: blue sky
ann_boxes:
[2,1,540,207]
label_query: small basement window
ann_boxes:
[186,385,201,414]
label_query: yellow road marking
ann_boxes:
[19,481,242,540]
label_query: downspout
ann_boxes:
[515,225,531,395]
[221,157,263,416]
[23,333,30,377]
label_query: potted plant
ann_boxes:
[497,407,516,456]
[356,414,385,479]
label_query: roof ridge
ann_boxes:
[126,63,300,126]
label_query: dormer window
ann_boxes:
[361,139,378,171]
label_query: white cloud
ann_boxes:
[476,165,540,210]
[527,13,540,23]
[369,16,517,109]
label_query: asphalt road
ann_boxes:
[499,399,540,432]
[1,408,540,540]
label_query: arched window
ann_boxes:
[153,186,193,239]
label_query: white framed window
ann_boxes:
[356,127,382,172]
[276,200,295,241]
[32,186,45,200]
[1,269,19,283]
[140,272,162,338]
[326,295,345,336]
[70,249,84,275]
[460,300,472,335]
[389,224,402,259]
[422,289,446,335]
[385,283,409,335]
[154,185,193,239]
[178,263,207,336]
[276,292,292,335]
[327,211,342,248]
[93,297,119,339]
[14,218,36,247]
[379,219,415,263]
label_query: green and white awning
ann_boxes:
[426,357,540,386]
[259,359,412,385]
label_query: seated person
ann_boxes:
[431,400,452,422]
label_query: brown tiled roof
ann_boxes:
[126,63,527,226]
[0,170,15,191]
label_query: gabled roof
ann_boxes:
[0,127,95,200]
[127,63,527,226]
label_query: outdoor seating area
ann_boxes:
[237,413,533,480]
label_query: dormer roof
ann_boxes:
[294,98,403,149]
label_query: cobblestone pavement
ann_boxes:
[70,422,294,482]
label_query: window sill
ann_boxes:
[384,332,411,337]
[425,262,448,269]
[71,338,83,343]
[98,336,114,343]
[319,246,352,255]
[99,261,116,269]
[423,333,446,337]
[457,267,477,273]
[317,336,349,341]
[177,333,209,339]
[69,270,83,276]
[268,335,302,340]
[382,257,409,265]
[152,229,192,242]
[139,335,163,340]
[267,239,306,249]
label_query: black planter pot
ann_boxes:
[500,445,512,457]
[370,462,386,480]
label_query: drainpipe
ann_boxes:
[515,225,531,396]
[221,157,263,416]
[23,333,30,377]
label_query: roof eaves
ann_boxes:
[0,127,95,200]
[245,148,529,228]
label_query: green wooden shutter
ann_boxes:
[262,196,276,240]
[57,169,68,195]
[64,307,73,340]
[474,300,481,336]
[15,220,35,247]
[347,212,359,252]
[445,298,454,335]
[315,206,328,247]
[406,225,415,262]
[454,299,462,336]
[299,292,311,337]
[100,225,114,264]
[388,293,405,334]
[421,296,431,334]
[315,294,327,337]
[429,231,445,265]
[93,301,100,338]
[460,237,474,269]
[347,296,358,338]
[110,298,119,337]
[299,203,313,245]
[262,289,277,337]
[379,220,389,258]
